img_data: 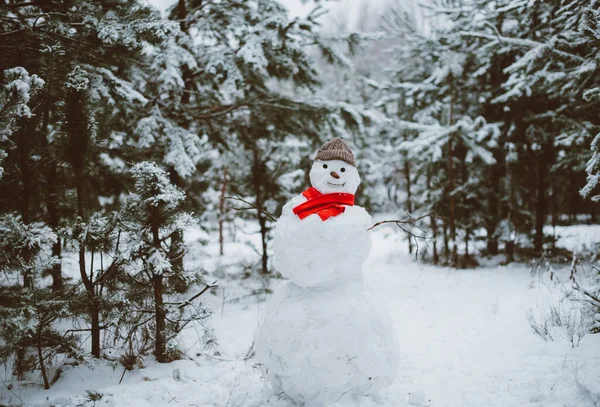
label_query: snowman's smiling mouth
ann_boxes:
[327,182,346,187]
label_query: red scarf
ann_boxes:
[292,187,354,221]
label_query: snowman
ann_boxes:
[254,138,400,406]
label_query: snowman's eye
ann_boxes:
[340,168,346,173]
[323,164,328,169]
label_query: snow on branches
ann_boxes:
[0,67,45,178]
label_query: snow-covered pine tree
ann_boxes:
[0,214,79,389]
[579,7,600,203]
[584,133,600,202]
[0,1,196,358]
[118,162,211,363]
[0,0,185,291]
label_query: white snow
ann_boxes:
[544,223,600,252]
[4,224,600,407]
[408,390,426,406]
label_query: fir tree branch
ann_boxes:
[0,1,39,8]
[196,102,250,120]
[0,28,25,37]
[460,31,585,63]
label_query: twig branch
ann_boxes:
[573,281,600,305]
[368,176,444,238]
[119,367,127,385]
[367,213,433,240]
[177,281,218,309]
[225,196,277,222]
[63,326,107,335]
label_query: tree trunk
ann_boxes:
[90,298,101,358]
[533,144,550,254]
[168,168,187,293]
[505,240,514,263]
[172,0,194,286]
[37,331,50,390]
[219,167,228,256]
[47,165,63,290]
[178,2,194,107]
[153,274,167,362]
[75,169,85,220]
[447,75,457,267]
[503,128,517,264]
[566,170,575,223]
[403,141,413,254]
[252,148,269,274]
[551,180,558,251]
[258,213,269,274]
[151,215,168,363]
[443,218,449,262]
[17,127,30,225]
[49,240,63,292]
[42,90,63,291]
[486,150,503,256]
[78,244,100,358]
[425,165,438,264]
[486,234,499,256]
[177,0,191,33]
[74,168,101,358]
[16,125,33,288]
[448,136,457,266]
[463,228,470,268]
[431,215,438,265]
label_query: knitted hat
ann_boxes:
[314,138,356,167]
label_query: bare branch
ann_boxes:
[225,196,278,222]
[177,281,218,309]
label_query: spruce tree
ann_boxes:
[0,214,79,389]
[119,162,210,362]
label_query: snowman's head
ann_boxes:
[309,138,360,194]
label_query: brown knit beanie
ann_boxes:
[314,138,356,167]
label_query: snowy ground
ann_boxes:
[3,221,600,407]
[545,224,600,253]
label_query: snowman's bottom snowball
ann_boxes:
[255,281,400,405]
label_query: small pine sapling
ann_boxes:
[69,212,121,358]
[118,162,216,363]
[0,214,79,389]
